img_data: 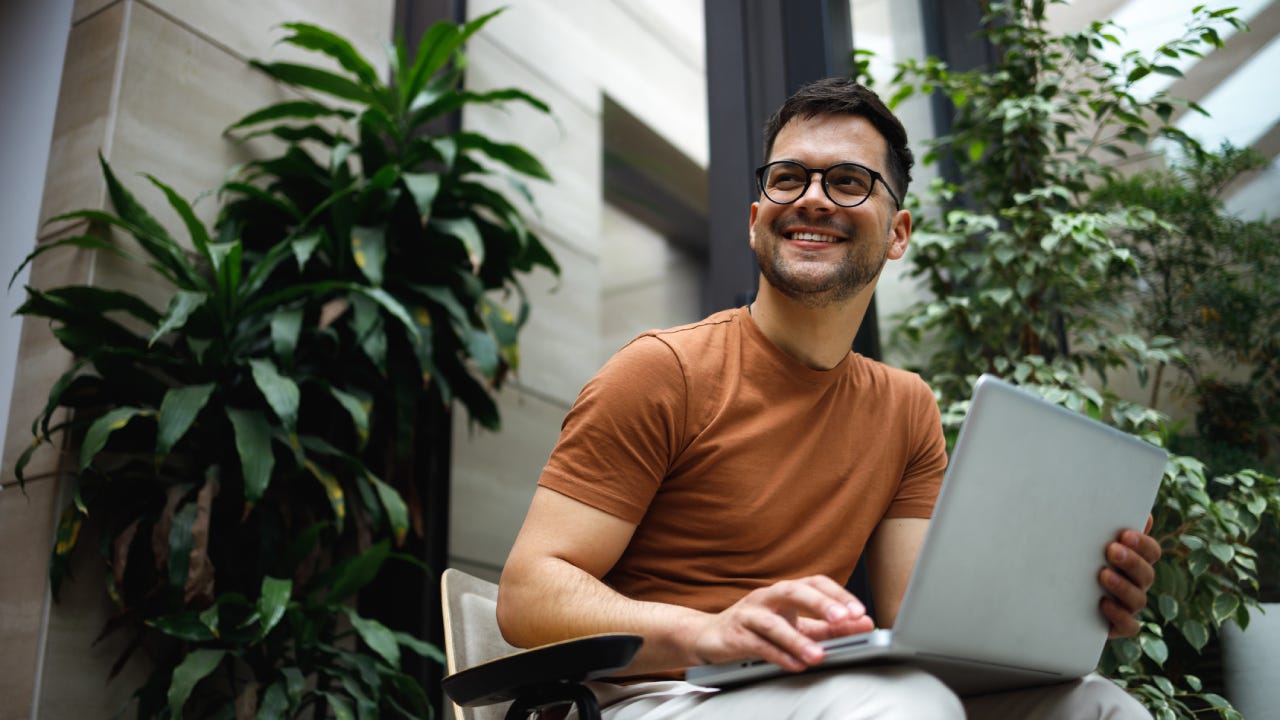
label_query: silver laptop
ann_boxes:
[686,374,1167,695]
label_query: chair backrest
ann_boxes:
[441,568,522,720]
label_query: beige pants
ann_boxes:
[585,668,1150,719]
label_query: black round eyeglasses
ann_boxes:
[755,160,902,210]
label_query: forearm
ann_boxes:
[497,554,710,675]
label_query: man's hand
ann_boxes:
[1099,515,1162,638]
[691,575,875,672]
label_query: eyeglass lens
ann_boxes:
[760,161,876,207]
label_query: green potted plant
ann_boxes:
[877,2,1280,717]
[11,10,555,717]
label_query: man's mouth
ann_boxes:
[786,230,843,243]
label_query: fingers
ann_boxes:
[1098,526,1163,638]
[695,576,872,671]
[1101,596,1141,639]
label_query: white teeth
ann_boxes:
[791,231,839,243]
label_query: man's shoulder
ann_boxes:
[845,355,937,401]
[618,308,743,359]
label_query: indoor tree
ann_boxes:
[877,2,1280,717]
[11,10,555,718]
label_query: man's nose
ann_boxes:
[794,172,833,210]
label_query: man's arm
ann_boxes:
[862,517,928,628]
[497,487,875,675]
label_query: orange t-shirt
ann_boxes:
[539,306,947,619]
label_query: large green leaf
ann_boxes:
[401,172,440,223]
[257,680,291,719]
[321,540,389,604]
[257,576,292,640]
[304,460,346,531]
[250,61,376,105]
[227,99,354,131]
[343,608,400,667]
[99,158,205,289]
[18,288,150,351]
[465,327,500,378]
[329,386,370,448]
[9,234,133,291]
[351,225,386,286]
[156,384,216,457]
[149,611,218,642]
[33,362,89,438]
[278,23,380,88]
[288,230,324,272]
[406,304,438,385]
[167,500,198,589]
[481,296,521,370]
[149,290,210,346]
[237,235,305,305]
[226,407,275,508]
[167,648,227,718]
[79,407,153,471]
[220,181,304,221]
[366,474,408,544]
[401,21,461,104]
[270,307,304,368]
[321,693,355,720]
[456,132,551,180]
[208,241,242,309]
[403,9,502,103]
[48,502,85,599]
[99,156,171,248]
[350,292,387,370]
[409,87,550,128]
[393,631,446,664]
[145,174,212,262]
[35,285,162,326]
[431,216,485,270]
[249,358,300,436]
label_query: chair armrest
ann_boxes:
[442,633,644,708]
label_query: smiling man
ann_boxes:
[496,78,1160,719]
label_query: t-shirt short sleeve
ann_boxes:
[881,373,948,519]
[539,335,688,524]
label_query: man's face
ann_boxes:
[749,114,910,308]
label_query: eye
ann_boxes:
[828,167,872,191]
[768,169,805,189]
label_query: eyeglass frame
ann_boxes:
[754,160,902,210]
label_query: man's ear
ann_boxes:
[748,202,760,250]
[886,209,912,260]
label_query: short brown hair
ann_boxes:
[762,78,914,201]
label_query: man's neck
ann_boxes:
[749,279,875,370]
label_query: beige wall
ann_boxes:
[0,1,395,716]
[448,0,708,581]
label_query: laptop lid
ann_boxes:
[889,374,1167,676]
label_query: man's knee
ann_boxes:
[964,674,1152,720]
[796,666,964,719]
[1066,675,1151,719]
